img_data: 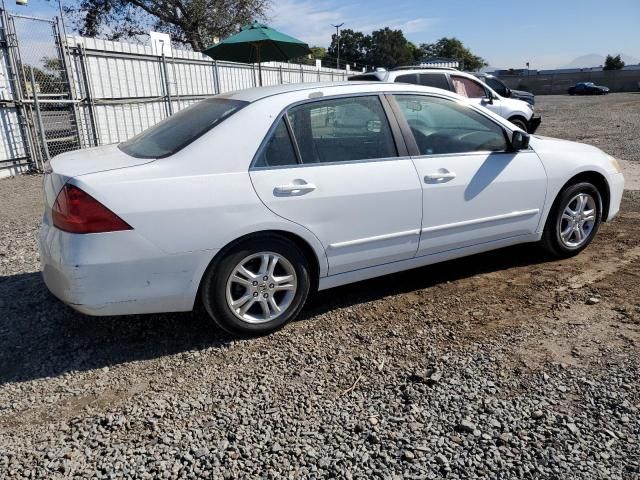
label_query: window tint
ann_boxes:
[287,96,397,164]
[348,74,382,81]
[485,77,507,96]
[254,118,298,167]
[418,73,450,91]
[394,74,417,84]
[119,98,248,158]
[393,95,507,155]
[451,76,487,98]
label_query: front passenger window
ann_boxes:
[393,95,508,155]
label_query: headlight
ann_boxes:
[607,154,622,173]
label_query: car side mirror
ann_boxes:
[481,95,493,105]
[511,130,530,150]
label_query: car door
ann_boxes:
[250,95,423,275]
[450,74,503,117]
[389,94,547,256]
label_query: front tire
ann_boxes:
[509,117,528,132]
[541,182,602,258]
[201,236,311,336]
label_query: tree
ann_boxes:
[366,28,414,69]
[419,37,486,71]
[309,46,326,59]
[64,0,271,51]
[291,46,326,66]
[407,41,424,63]
[327,28,369,69]
[603,54,625,71]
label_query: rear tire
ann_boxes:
[541,182,602,258]
[201,236,311,336]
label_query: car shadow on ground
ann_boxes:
[0,243,551,385]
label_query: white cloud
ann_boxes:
[268,0,436,47]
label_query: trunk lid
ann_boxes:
[48,144,153,178]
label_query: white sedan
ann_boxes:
[39,82,624,335]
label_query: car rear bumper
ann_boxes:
[38,219,215,316]
[528,114,542,134]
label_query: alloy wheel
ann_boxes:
[558,193,597,248]
[225,252,297,324]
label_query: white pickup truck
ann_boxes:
[349,67,541,133]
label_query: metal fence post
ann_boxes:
[1,8,37,171]
[53,17,83,150]
[251,64,257,87]
[30,67,50,163]
[78,44,99,146]
[213,60,221,94]
[300,64,304,83]
[278,65,283,84]
[160,53,173,115]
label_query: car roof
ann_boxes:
[220,81,461,103]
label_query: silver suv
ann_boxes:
[349,67,541,133]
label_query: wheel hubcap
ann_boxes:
[225,252,297,324]
[558,193,596,248]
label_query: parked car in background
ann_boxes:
[39,82,624,336]
[472,72,535,106]
[568,82,610,95]
[348,68,541,133]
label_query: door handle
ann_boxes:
[424,170,456,182]
[274,181,316,196]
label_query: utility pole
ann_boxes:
[331,23,344,70]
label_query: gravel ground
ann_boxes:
[1,94,639,479]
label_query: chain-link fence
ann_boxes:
[0,11,351,177]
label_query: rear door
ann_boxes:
[250,95,423,275]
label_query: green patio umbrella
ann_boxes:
[202,22,311,86]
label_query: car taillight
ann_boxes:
[52,184,132,234]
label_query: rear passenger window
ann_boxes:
[418,73,450,91]
[395,74,417,84]
[254,118,298,167]
[286,96,397,164]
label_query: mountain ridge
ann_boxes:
[564,53,640,68]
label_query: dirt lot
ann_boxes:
[0,94,639,479]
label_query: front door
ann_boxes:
[250,95,423,275]
[390,94,546,256]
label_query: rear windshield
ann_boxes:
[118,98,248,158]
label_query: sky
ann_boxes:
[14,0,640,69]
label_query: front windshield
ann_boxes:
[119,98,248,159]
